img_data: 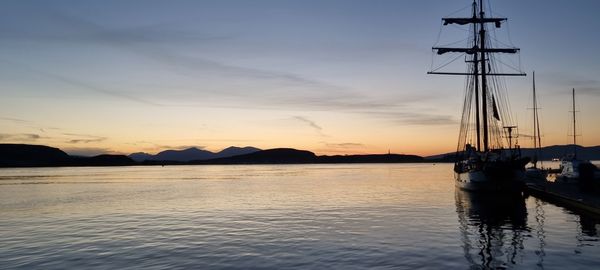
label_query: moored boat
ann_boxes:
[556,89,600,184]
[429,0,529,192]
[525,72,549,181]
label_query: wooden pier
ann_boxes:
[525,179,600,216]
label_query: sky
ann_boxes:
[1,0,600,156]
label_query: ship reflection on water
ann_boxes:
[456,190,600,269]
[579,214,599,237]
[455,190,529,269]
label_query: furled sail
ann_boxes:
[492,95,500,121]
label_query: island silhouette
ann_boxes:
[129,146,261,162]
[1,144,422,167]
[2,143,599,168]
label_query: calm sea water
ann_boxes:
[1,164,599,269]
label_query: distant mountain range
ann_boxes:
[191,148,316,164]
[0,144,423,167]
[191,148,423,164]
[0,144,135,167]
[4,143,599,168]
[129,146,261,162]
[426,145,600,162]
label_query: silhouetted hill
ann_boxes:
[318,154,423,163]
[215,146,261,158]
[426,145,600,162]
[128,146,261,162]
[2,144,424,167]
[0,144,135,167]
[72,154,136,166]
[192,149,424,164]
[129,152,153,162]
[154,147,215,162]
[0,144,70,167]
[193,148,316,164]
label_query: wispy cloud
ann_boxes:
[6,4,434,117]
[325,142,364,148]
[518,133,534,139]
[576,87,600,95]
[361,111,457,126]
[67,138,106,144]
[0,58,164,106]
[568,78,600,95]
[0,116,64,135]
[293,116,328,136]
[0,133,42,141]
[62,133,107,144]
[568,79,600,86]
[542,73,600,96]
[62,147,117,157]
[1,4,456,127]
[0,117,30,123]
[315,141,368,155]
[2,5,345,107]
[293,116,322,131]
[2,2,229,45]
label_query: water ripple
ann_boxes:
[1,164,598,269]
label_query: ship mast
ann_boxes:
[428,0,525,152]
[472,2,481,151]
[532,72,538,166]
[572,88,577,158]
[532,71,542,168]
[478,0,490,152]
[531,71,537,151]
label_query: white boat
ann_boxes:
[429,0,529,192]
[558,156,585,182]
[556,89,600,183]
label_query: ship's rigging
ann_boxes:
[428,0,525,154]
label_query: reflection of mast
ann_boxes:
[575,214,584,254]
[508,222,525,264]
[578,214,599,237]
[454,190,529,269]
[573,212,600,253]
[456,193,477,266]
[534,198,546,268]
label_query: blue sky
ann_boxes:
[1,0,599,156]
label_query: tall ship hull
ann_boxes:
[429,0,528,192]
[454,151,528,191]
[455,167,526,192]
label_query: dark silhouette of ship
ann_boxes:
[428,0,529,191]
